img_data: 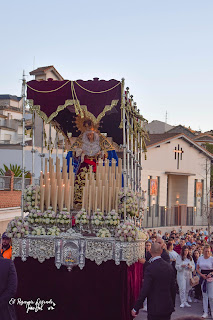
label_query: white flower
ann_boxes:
[119,236,124,241]
[95,220,99,225]
[124,230,128,234]
[13,227,17,232]
[25,231,29,235]
[46,218,50,224]
[127,237,133,242]
[36,230,41,236]
[17,233,21,238]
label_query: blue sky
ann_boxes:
[1,0,213,132]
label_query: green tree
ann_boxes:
[0,164,30,177]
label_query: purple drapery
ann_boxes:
[27,78,123,145]
[14,258,143,320]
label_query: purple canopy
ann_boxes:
[27,78,123,144]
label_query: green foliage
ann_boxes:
[205,143,213,154]
[0,164,30,177]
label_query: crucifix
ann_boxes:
[173,144,184,169]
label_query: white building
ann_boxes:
[0,95,31,144]
[142,133,213,227]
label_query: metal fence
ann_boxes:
[0,176,32,190]
[143,205,213,228]
[13,177,31,190]
[0,176,11,190]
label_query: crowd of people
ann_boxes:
[133,227,213,319]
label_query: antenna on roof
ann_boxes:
[165,111,168,123]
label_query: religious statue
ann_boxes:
[66,117,118,207]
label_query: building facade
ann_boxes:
[142,133,213,227]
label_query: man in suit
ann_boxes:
[0,256,18,320]
[145,237,170,264]
[132,243,176,320]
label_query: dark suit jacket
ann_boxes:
[134,258,176,316]
[146,248,170,264]
[0,257,17,320]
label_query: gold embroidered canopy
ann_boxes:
[27,77,147,148]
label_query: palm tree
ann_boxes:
[0,164,30,177]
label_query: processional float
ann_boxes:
[8,76,149,271]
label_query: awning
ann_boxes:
[165,171,196,176]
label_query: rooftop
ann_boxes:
[0,95,22,101]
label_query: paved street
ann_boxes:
[136,295,211,320]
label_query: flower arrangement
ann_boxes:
[115,220,137,242]
[23,185,40,212]
[91,209,105,227]
[31,226,46,236]
[137,230,149,240]
[42,207,57,225]
[27,207,43,225]
[47,226,61,236]
[105,210,120,227]
[6,217,29,238]
[97,228,112,238]
[75,209,89,225]
[56,208,71,226]
[118,188,138,217]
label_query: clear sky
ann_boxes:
[1,0,213,132]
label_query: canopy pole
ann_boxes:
[126,87,130,188]
[48,123,52,162]
[121,78,127,221]
[130,96,134,191]
[31,111,35,185]
[21,71,26,218]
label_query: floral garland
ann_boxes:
[105,210,120,227]
[56,208,70,225]
[137,230,149,240]
[91,209,105,227]
[118,188,138,217]
[115,221,137,242]
[23,185,40,212]
[75,209,89,225]
[6,217,29,238]
[97,228,112,238]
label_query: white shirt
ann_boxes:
[169,250,179,262]
[149,256,161,263]
[175,255,195,273]
[197,256,213,270]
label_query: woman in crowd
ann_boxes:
[192,249,202,302]
[196,245,213,319]
[176,246,195,308]
[167,241,179,265]
[198,246,204,257]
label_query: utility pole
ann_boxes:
[21,71,26,218]
[205,158,211,237]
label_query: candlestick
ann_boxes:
[115,187,119,212]
[88,186,92,215]
[40,184,45,212]
[102,186,105,213]
[82,187,85,209]
[95,187,98,212]
[108,187,112,212]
